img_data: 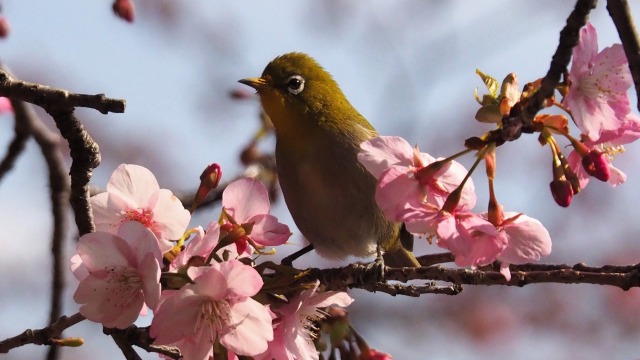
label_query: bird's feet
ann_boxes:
[355,246,386,287]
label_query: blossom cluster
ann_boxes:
[356,21,639,279]
[71,164,358,359]
[358,136,551,280]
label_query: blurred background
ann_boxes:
[1,1,640,359]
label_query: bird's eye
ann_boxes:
[286,75,305,95]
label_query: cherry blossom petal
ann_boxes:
[76,232,132,271]
[303,290,354,309]
[216,260,263,298]
[499,213,551,265]
[139,253,161,310]
[117,221,163,263]
[247,214,291,246]
[375,167,423,221]
[150,289,206,344]
[358,136,415,178]
[186,266,229,300]
[70,254,89,281]
[149,189,191,241]
[223,178,270,222]
[220,299,273,356]
[107,164,160,206]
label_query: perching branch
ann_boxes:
[0,69,125,114]
[0,313,85,353]
[606,0,640,112]
[304,261,640,295]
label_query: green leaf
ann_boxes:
[475,69,500,99]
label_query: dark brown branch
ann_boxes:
[304,261,640,295]
[497,0,597,143]
[0,70,125,114]
[103,326,182,360]
[0,313,85,353]
[416,252,455,267]
[10,98,72,360]
[0,105,29,182]
[48,108,100,235]
[607,0,640,112]
[373,282,463,297]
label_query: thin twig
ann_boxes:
[0,313,85,353]
[497,0,597,142]
[0,104,29,182]
[0,69,125,114]
[606,0,640,112]
[416,252,455,267]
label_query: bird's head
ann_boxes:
[239,52,364,138]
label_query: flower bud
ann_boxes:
[581,150,610,182]
[113,0,135,23]
[0,16,10,38]
[191,163,222,212]
[550,179,573,207]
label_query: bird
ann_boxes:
[239,52,419,268]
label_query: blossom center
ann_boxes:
[197,299,232,334]
[298,307,327,339]
[123,208,155,229]
[597,143,625,161]
[104,265,142,306]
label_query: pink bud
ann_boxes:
[190,163,222,212]
[112,0,135,23]
[199,163,222,189]
[0,16,10,38]
[549,179,573,207]
[581,150,610,182]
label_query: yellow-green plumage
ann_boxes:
[240,52,418,266]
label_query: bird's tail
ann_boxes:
[382,224,421,267]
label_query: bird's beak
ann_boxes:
[238,77,268,90]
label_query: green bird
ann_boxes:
[239,52,420,268]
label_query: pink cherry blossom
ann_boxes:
[255,281,353,360]
[436,211,508,268]
[361,349,393,360]
[71,221,162,329]
[495,212,552,281]
[567,113,640,189]
[150,260,273,358]
[0,97,12,114]
[562,22,632,141]
[90,164,191,252]
[358,136,476,221]
[169,222,220,272]
[222,177,291,254]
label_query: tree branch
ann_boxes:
[0,103,29,182]
[497,0,597,143]
[606,0,640,112]
[10,98,71,360]
[0,313,85,353]
[0,69,125,114]
[48,108,100,235]
[103,326,182,360]
[303,261,640,295]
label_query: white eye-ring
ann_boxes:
[286,75,305,95]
